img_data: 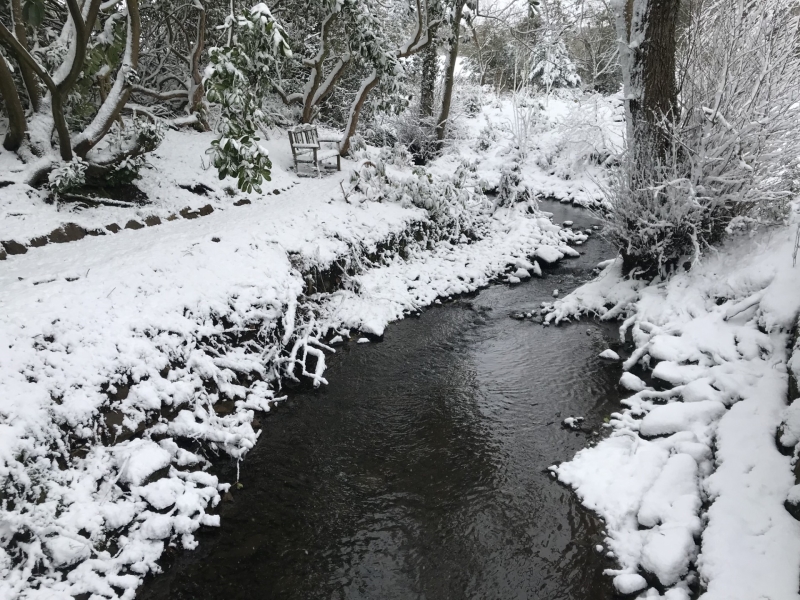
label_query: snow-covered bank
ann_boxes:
[0,128,588,598]
[547,220,800,599]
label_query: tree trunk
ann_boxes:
[419,25,438,119]
[10,0,41,112]
[614,0,681,276]
[623,0,680,163]
[189,5,209,131]
[0,53,26,150]
[301,11,339,124]
[73,0,141,158]
[435,0,464,146]
[339,71,380,157]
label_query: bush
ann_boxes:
[349,159,491,242]
[609,0,798,277]
[48,159,87,195]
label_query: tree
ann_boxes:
[613,0,680,164]
[0,0,161,185]
[435,0,468,145]
[132,0,210,130]
[606,0,800,276]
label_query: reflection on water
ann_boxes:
[139,203,625,600]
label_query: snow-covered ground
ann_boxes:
[547,216,800,599]
[0,129,306,246]
[431,89,624,209]
[0,103,592,598]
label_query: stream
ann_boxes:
[138,201,626,600]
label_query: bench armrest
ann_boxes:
[292,143,320,149]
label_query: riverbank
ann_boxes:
[0,138,591,598]
[137,201,622,600]
[547,216,800,599]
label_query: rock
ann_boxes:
[599,349,620,360]
[124,220,144,230]
[180,207,201,219]
[786,485,800,521]
[48,223,86,243]
[562,220,573,227]
[144,215,161,227]
[535,245,563,264]
[2,239,28,255]
[620,372,647,392]
[552,289,559,297]
[613,573,647,596]
[562,416,585,430]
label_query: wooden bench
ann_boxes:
[288,125,341,177]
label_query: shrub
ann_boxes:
[48,159,87,195]
[609,0,799,277]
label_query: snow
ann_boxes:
[535,245,563,263]
[620,371,647,392]
[116,439,173,486]
[599,349,620,360]
[548,217,800,599]
[428,91,624,209]
[0,115,589,598]
[613,573,647,595]
[639,401,727,438]
[0,130,304,245]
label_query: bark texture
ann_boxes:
[0,53,25,150]
[419,26,438,120]
[10,0,40,111]
[628,0,680,161]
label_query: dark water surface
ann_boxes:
[139,202,625,600]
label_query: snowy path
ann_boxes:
[548,226,800,600]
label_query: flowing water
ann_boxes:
[139,202,626,600]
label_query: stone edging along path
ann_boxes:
[0,181,300,261]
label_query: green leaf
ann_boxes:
[22,0,45,27]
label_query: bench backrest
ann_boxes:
[288,126,319,149]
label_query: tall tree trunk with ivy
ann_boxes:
[419,23,438,120]
[435,0,465,147]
